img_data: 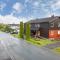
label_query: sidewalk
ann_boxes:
[0,41,12,60]
[45,41,60,49]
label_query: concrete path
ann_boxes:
[45,41,60,49]
[0,32,60,60]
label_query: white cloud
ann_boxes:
[10,10,16,16]
[0,14,30,24]
[50,0,60,10]
[25,0,29,3]
[18,17,28,23]
[33,1,39,7]
[0,2,6,10]
[0,14,20,24]
[25,0,33,3]
[13,2,23,13]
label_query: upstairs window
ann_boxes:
[50,23,54,27]
[31,24,35,28]
[58,22,60,27]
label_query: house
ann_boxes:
[8,24,20,33]
[25,15,60,39]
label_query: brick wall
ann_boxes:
[49,30,60,39]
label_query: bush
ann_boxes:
[19,22,24,38]
[26,23,30,40]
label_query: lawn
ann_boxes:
[12,34,19,38]
[26,38,57,47]
[53,47,60,54]
[11,34,58,47]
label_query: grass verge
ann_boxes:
[53,47,60,54]
[26,38,57,47]
[11,34,58,47]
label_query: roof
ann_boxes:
[8,24,19,26]
[27,16,60,23]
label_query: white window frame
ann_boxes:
[58,30,60,34]
[50,23,54,27]
[35,24,40,28]
[58,22,60,27]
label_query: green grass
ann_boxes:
[12,34,19,38]
[0,38,5,40]
[26,38,57,47]
[11,34,22,39]
[53,47,60,54]
[11,34,58,47]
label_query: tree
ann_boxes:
[19,22,24,38]
[0,24,4,31]
[0,24,14,33]
[4,25,10,32]
[4,25,14,33]
[26,23,30,40]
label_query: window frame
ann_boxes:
[50,22,54,27]
[58,22,60,27]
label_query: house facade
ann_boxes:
[25,16,60,39]
[8,24,20,33]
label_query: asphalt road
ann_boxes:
[0,32,60,60]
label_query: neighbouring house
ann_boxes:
[8,24,19,33]
[25,15,60,39]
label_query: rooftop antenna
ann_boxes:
[49,7,54,17]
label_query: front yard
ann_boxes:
[11,34,60,55]
[12,34,58,47]
[26,38,58,47]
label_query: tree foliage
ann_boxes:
[0,24,14,33]
[26,23,30,40]
[19,22,24,38]
[4,25,14,32]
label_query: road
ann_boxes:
[0,32,60,60]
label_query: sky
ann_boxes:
[0,0,60,24]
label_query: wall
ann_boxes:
[49,29,60,39]
[40,22,49,38]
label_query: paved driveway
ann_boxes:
[0,32,60,60]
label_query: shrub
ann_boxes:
[19,22,24,38]
[26,23,30,40]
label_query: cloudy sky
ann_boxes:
[0,0,60,24]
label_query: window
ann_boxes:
[50,23,54,27]
[31,24,35,28]
[58,30,60,34]
[35,24,37,27]
[50,30,54,35]
[35,24,40,27]
[38,24,40,27]
[58,22,60,27]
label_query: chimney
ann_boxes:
[51,15,54,17]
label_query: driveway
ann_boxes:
[45,41,60,49]
[0,32,60,60]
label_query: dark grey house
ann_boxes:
[25,16,60,39]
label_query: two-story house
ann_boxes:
[25,16,60,39]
